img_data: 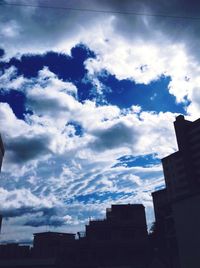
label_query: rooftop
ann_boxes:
[33,231,75,237]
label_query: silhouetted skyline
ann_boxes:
[1,115,200,267]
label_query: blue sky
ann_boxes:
[0,0,199,243]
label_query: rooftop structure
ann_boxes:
[162,115,200,200]
[86,204,148,245]
[84,204,149,267]
[32,232,75,258]
[152,115,200,268]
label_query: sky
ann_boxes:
[0,0,200,243]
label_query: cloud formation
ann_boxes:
[1,0,200,243]
[0,55,177,242]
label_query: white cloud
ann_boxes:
[0,69,176,194]
[2,0,200,241]
[0,187,60,212]
[0,20,21,38]
[0,66,27,90]
[1,0,200,122]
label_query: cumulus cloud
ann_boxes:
[6,134,51,163]
[0,67,177,190]
[91,121,139,151]
[0,66,27,90]
[0,187,60,216]
[0,103,50,168]
[0,71,177,242]
[2,0,199,242]
[1,0,200,120]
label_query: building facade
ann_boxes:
[32,232,76,259]
[153,115,200,268]
[162,115,200,200]
[85,204,149,267]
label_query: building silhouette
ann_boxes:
[151,188,178,268]
[0,243,30,259]
[84,204,149,267]
[0,205,150,268]
[168,116,200,268]
[32,232,76,259]
[162,115,200,200]
[152,115,200,268]
[2,115,200,267]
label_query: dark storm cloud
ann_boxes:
[6,134,51,163]
[91,122,138,151]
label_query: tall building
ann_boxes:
[154,115,200,268]
[162,115,200,200]
[152,189,173,243]
[152,189,179,268]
